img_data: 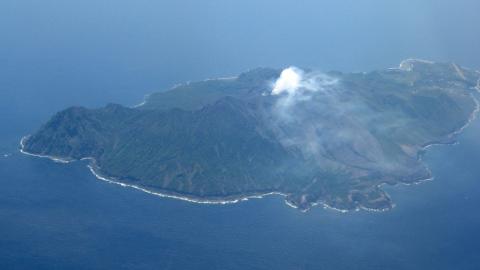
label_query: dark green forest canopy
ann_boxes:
[23,60,480,211]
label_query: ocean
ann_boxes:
[1,0,480,269]
[2,113,480,269]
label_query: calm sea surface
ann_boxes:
[2,114,480,269]
[1,1,480,269]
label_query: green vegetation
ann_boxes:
[23,60,480,211]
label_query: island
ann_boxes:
[21,60,480,212]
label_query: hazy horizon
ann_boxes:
[1,1,480,269]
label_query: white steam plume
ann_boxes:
[272,67,303,95]
[271,66,338,106]
[270,66,339,121]
[268,66,407,173]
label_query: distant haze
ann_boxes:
[1,0,479,141]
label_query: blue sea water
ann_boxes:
[1,1,480,269]
[2,118,480,270]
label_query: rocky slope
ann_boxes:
[22,60,480,211]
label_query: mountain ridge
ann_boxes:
[21,60,480,211]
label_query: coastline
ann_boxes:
[18,62,480,214]
[87,163,367,213]
[19,136,73,164]
[19,136,358,213]
[19,136,300,208]
[374,79,480,193]
[19,89,480,214]
[131,76,238,109]
[87,160,288,206]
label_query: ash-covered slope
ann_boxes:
[22,60,480,211]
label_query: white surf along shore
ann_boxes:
[18,61,480,213]
[20,135,302,209]
[19,135,358,213]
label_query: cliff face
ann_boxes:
[23,61,480,211]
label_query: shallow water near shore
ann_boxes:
[2,1,480,268]
[1,103,480,270]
